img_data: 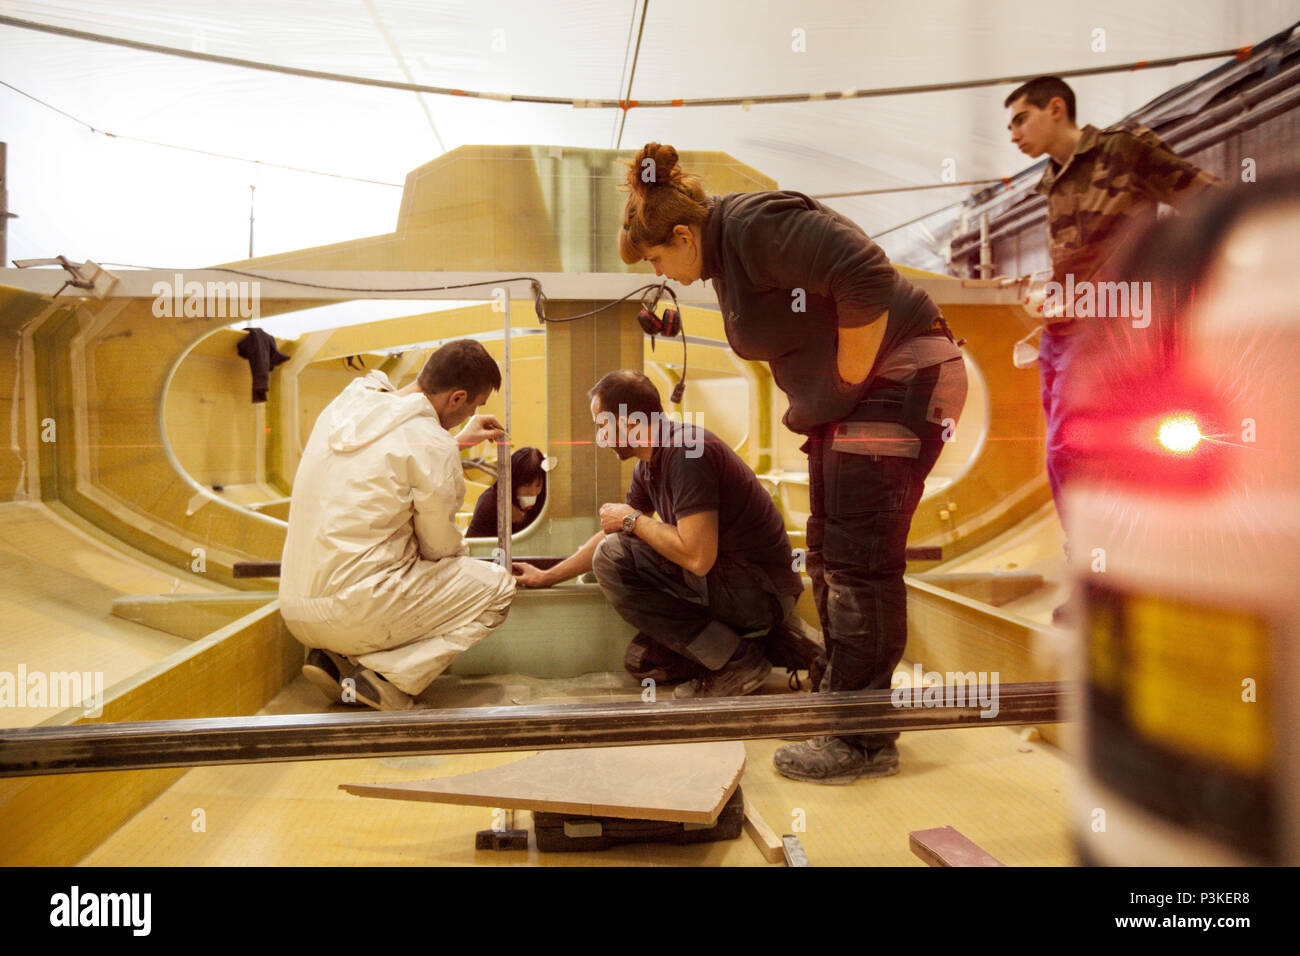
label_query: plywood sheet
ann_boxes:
[341,742,745,824]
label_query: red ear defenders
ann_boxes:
[637,284,687,403]
[636,287,681,339]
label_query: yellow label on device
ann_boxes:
[1088,594,1122,692]
[1126,594,1270,774]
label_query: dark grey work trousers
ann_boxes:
[805,353,962,750]
[592,533,789,674]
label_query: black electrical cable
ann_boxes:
[205,267,667,326]
[202,266,545,295]
[101,261,682,334]
[531,282,667,323]
[659,283,688,404]
[96,259,691,387]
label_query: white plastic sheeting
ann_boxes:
[1,0,1298,271]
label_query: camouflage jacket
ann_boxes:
[1036,122,1220,288]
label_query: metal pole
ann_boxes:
[494,286,512,568]
[1,142,11,266]
[978,211,993,279]
[0,682,1067,778]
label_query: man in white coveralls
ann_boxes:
[279,339,516,710]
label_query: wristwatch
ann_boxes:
[621,509,643,534]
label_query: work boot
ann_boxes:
[624,632,701,684]
[302,648,350,704]
[773,736,899,784]
[672,641,771,699]
[346,666,415,711]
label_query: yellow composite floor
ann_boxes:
[82,668,1075,867]
[0,501,212,728]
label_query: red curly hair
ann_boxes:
[618,142,711,264]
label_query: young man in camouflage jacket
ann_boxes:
[1004,76,1221,601]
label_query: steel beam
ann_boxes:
[0,682,1066,778]
[233,548,941,579]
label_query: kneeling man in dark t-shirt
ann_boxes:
[512,369,802,698]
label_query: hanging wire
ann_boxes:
[0,79,403,187]
[0,14,1262,111]
[613,0,649,149]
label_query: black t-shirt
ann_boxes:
[700,190,940,434]
[625,422,802,596]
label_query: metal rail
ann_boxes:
[233,548,943,578]
[0,682,1066,778]
[495,286,512,567]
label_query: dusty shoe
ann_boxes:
[302,648,350,704]
[673,642,771,699]
[344,666,414,711]
[773,736,899,784]
[624,632,702,684]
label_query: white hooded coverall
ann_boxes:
[278,370,515,695]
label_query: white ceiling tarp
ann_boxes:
[2,0,1298,271]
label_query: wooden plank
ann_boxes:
[232,561,282,578]
[0,682,1066,777]
[742,797,784,863]
[909,825,1007,867]
[341,742,745,825]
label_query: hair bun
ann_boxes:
[628,142,681,196]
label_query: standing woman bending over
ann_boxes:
[619,143,967,784]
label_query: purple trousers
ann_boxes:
[1038,323,1084,525]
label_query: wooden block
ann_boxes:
[782,835,810,867]
[233,561,281,578]
[533,786,745,853]
[342,741,745,825]
[742,797,784,864]
[909,826,1006,867]
[474,829,528,851]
